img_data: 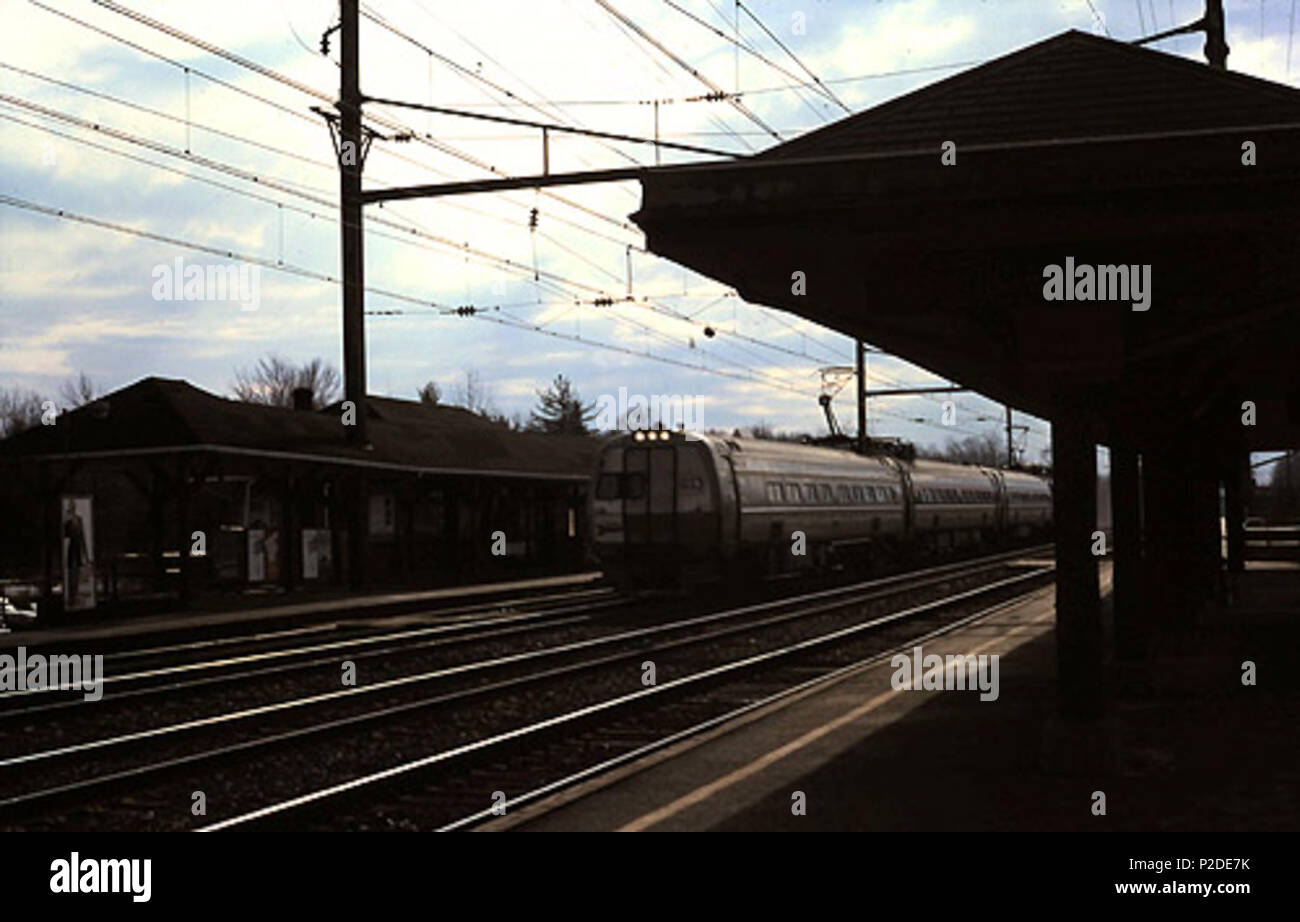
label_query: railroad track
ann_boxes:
[4,582,617,675]
[0,586,627,719]
[211,559,1055,832]
[0,546,1052,831]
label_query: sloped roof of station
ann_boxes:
[753,30,1300,162]
[632,30,1300,448]
[0,377,595,480]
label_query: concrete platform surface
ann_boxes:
[0,571,602,650]
[501,564,1298,832]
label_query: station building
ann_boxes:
[0,376,597,615]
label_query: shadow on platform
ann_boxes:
[713,565,1299,832]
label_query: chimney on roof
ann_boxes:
[292,387,314,411]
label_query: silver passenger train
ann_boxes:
[592,430,1053,588]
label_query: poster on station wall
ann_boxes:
[60,495,96,611]
[247,528,266,582]
[302,529,331,580]
[247,525,281,583]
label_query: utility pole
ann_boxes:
[1132,0,1229,70]
[340,0,368,447]
[1005,405,1014,468]
[336,0,368,591]
[855,340,867,453]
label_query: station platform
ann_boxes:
[497,563,1300,832]
[0,571,603,651]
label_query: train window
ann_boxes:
[786,483,802,503]
[819,484,833,502]
[596,473,621,500]
[596,472,646,500]
[767,482,782,503]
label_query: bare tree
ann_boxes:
[0,387,47,439]
[447,369,497,417]
[740,421,809,442]
[59,372,98,409]
[920,429,1006,466]
[231,355,341,409]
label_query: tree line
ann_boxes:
[1,356,600,440]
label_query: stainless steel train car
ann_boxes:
[591,430,1052,588]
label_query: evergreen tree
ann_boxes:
[529,374,596,435]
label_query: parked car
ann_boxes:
[0,596,38,631]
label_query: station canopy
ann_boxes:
[633,31,1300,451]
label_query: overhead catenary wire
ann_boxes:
[0,79,846,382]
[734,1,851,114]
[360,93,743,158]
[84,0,640,234]
[658,0,835,121]
[22,1,1045,442]
[0,93,568,292]
[26,0,643,251]
[592,0,783,141]
[0,89,851,375]
[564,0,759,153]
[0,192,821,399]
[424,59,987,108]
[366,0,646,172]
[4,89,852,376]
[1,98,1043,436]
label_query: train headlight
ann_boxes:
[633,431,645,442]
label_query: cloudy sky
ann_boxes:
[1,0,1296,463]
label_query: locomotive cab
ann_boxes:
[592,431,726,589]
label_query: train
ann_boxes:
[591,429,1053,589]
